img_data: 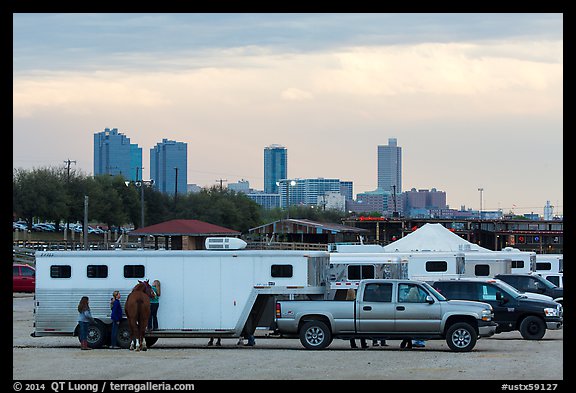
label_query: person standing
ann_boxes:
[77,296,95,350]
[346,289,367,349]
[148,280,161,331]
[109,290,122,349]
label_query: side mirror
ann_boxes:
[425,295,434,304]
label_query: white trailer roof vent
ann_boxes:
[205,237,247,250]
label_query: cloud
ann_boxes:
[281,88,314,101]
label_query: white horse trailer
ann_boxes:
[499,247,536,273]
[535,254,563,274]
[329,251,466,285]
[461,252,513,278]
[327,253,408,299]
[32,246,330,348]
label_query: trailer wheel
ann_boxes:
[87,321,107,349]
[117,320,132,349]
[446,322,477,352]
[519,316,546,340]
[299,320,332,350]
[145,337,159,347]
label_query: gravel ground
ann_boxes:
[13,293,564,381]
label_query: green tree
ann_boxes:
[13,167,69,229]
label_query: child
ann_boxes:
[148,280,161,331]
[77,296,95,350]
[110,291,122,349]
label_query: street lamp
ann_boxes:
[125,178,154,247]
[276,179,296,219]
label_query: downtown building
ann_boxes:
[150,139,188,195]
[263,144,287,194]
[93,128,142,181]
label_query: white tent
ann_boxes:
[383,223,491,252]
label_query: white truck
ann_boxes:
[535,254,563,287]
[275,279,498,352]
[32,240,330,349]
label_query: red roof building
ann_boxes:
[130,219,241,250]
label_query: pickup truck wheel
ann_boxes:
[446,322,477,352]
[519,316,546,340]
[299,321,332,350]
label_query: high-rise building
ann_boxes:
[264,144,287,194]
[377,138,402,193]
[278,178,349,208]
[93,128,142,181]
[150,139,187,195]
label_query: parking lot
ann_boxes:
[13,293,563,381]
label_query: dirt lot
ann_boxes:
[13,293,564,381]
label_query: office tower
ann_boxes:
[377,138,402,193]
[264,144,287,194]
[150,139,188,195]
[93,128,142,181]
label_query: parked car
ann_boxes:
[431,278,562,340]
[13,222,27,231]
[32,223,55,232]
[495,273,563,304]
[13,264,36,292]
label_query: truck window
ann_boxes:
[474,265,490,276]
[21,266,35,277]
[480,284,498,301]
[348,265,375,280]
[363,283,392,302]
[87,265,108,278]
[271,264,293,278]
[425,261,447,272]
[398,283,428,303]
[50,265,71,278]
[123,265,145,278]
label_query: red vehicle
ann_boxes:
[13,264,35,292]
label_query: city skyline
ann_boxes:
[13,13,563,215]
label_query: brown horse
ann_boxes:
[124,280,154,351]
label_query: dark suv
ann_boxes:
[432,278,563,340]
[495,273,563,304]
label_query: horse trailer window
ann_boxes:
[124,265,145,278]
[271,264,293,277]
[474,264,490,276]
[87,265,108,278]
[50,265,71,278]
[511,260,524,269]
[348,265,375,280]
[536,262,552,271]
[426,261,447,272]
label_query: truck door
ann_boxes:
[394,283,442,333]
[357,282,395,333]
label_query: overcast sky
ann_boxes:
[13,13,563,215]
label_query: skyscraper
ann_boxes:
[93,128,142,181]
[150,139,188,195]
[377,138,402,193]
[264,144,287,194]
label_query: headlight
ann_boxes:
[544,307,559,317]
[481,308,493,321]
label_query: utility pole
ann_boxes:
[83,195,89,251]
[64,159,76,180]
[216,178,228,191]
[63,159,76,234]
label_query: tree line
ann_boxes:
[13,166,350,235]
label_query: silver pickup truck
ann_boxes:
[275,279,497,352]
